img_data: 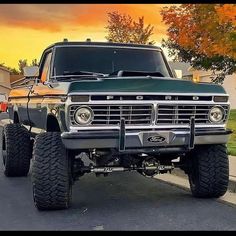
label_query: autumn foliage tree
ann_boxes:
[161,4,236,83]
[0,58,38,75]
[105,11,155,44]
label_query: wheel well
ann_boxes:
[13,112,19,123]
[47,115,61,132]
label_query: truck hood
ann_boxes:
[68,77,226,94]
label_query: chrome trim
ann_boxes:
[61,130,190,149]
[69,104,153,126]
[156,104,229,125]
[48,47,56,80]
[152,103,158,126]
[73,105,94,126]
[195,134,229,145]
[68,92,230,98]
[61,129,231,150]
[65,93,230,131]
[69,101,225,105]
[54,45,162,51]
[68,124,226,132]
[208,105,227,124]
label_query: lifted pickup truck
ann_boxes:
[2,40,231,210]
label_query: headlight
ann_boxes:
[74,106,93,125]
[208,106,225,123]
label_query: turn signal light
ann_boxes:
[71,95,89,102]
[213,96,228,103]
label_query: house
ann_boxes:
[10,74,25,87]
[168,61,236,109]
[0,66,11,99]
[190,69,236,109]
[168,61,192,80]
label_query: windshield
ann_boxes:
[52,46,171,77]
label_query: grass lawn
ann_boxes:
[227,109,236,156]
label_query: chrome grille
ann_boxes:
[70,105,153,126]
[156,104,229,125]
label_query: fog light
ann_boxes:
[74,106,93,125]
[208,106,224,123]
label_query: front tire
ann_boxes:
[2,124,31,177]
[187,144,229,198]
[32,132,72,210]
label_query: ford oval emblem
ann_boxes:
[147,135,166,143]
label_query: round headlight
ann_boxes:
[74,106,93,125]
[208,106,224,123]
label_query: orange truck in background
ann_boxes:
[0,94,8,112]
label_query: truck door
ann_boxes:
[8,80,33,126]
[27,51,52,130]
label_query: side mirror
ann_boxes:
[174,69,182,79]
[23,66,39,78]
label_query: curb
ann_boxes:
[172,168,236,193]
[155,173,236,208]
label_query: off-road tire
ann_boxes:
[32,132,72,210]
[2,124,31,177]
[188,144,229,198]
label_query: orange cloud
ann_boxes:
[0,4,72,32]
[70,4,168,36]
[8,20,61,32]
[0,4,168,36]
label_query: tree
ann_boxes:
[1,58,38,75]
[31,59,38,66]
[0,62,20,75]
[161,4,236,83]
[105,11,155,44]
[9,68,20,75]
[18,59,28,74]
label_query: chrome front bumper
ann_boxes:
[61,118,232,152]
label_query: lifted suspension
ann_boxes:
[73,162,174,179]
[90,165,174,174]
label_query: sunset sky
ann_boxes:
[0,4,173,69]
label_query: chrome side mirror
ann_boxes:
[23,66,39,78]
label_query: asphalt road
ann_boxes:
[0,113,236,230]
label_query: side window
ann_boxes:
[40,52,52,83]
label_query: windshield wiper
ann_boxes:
[50,70,107,81]
[109,70,165,77]
[63,70,107,77]
[54,77,101,82]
